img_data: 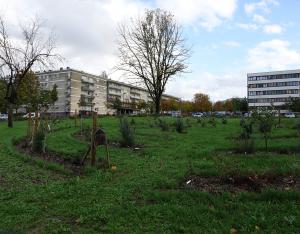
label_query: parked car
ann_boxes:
[22,112,39,119]
[284,113,296,118]
[192,112,203,118]
[0,113,8,120]
[171,111,181,117]
[244,112,252,118]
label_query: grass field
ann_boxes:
[0,116,299,233]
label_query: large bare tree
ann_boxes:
[117,9,190,114]
[0,16,61,127]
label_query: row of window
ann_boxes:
[249,89,299,96]
[248,81,299,88]
[248,73,300,81]
[248,98,290,103]
[108,88,121,93]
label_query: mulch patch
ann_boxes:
[181,173,300,193]
[73,132,144,152]
[15,138,84,175]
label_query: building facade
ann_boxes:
[247,70,300,112]
[36,67,178,115]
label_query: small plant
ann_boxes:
[157,118,169,131]
[208,117,216,127]
[234,119,255,154]
[222,118,227,125]
[252,109,275,151]
[293,121,300,135]
[130,118,136,126]
[119,116,135,147]
[81,124,92,141]
[197,118,202,124]
[201,121,206,128]
[174,117,186,133]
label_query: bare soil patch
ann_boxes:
[182,173,300,193]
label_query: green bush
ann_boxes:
[222,118,227,124]
[174,117,186,133]
[120,116,135,147]
[157,118,169,131]
[32,124,45,152]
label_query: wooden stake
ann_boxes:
[75,109,78,127]
[27,111,32,138]
[105,137,110,168]
[91,111,97,166]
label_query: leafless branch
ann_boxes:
[116,9,191,113]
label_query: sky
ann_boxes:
[1,0,300,101]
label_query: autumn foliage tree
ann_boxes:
[193,93,212,112]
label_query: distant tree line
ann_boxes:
[161,92,248,114]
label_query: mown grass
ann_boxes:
[0,116,299,233]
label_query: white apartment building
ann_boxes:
[36,67,178,116]
[37,68,107,115]
[247,69,300,112]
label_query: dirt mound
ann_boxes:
[182,174,300,193]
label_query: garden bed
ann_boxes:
[181,173,300,193]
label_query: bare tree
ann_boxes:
[116,9,190,114]
[0,16,62,127]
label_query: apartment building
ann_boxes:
[36,67,178,115]
[37,67,107,115]
[247,69,300,112]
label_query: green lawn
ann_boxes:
[0,116,299,233]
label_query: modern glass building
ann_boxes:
[247,69,300,112]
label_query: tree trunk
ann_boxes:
[7,104,13,128]
[155,99,160,115]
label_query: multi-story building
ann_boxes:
[247,70,300,112]
[36,67,178,116]
[37,67,107,115]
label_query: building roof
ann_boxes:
[247,69,300,77]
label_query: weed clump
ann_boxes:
[208,117,216,127]
[32,124,45,152]
[174,117,186,133]
[120,116,135,147]
[222,118,227,125]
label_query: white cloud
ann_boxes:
[245,0,279,15]
[253,14,268,24]
[263,24,283,34]
[0,0,149,76]
[155,0,238,30]
[223,41,241,47]
[247,39,300,71]
[166,71,247,101]
[236,23,258,30]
